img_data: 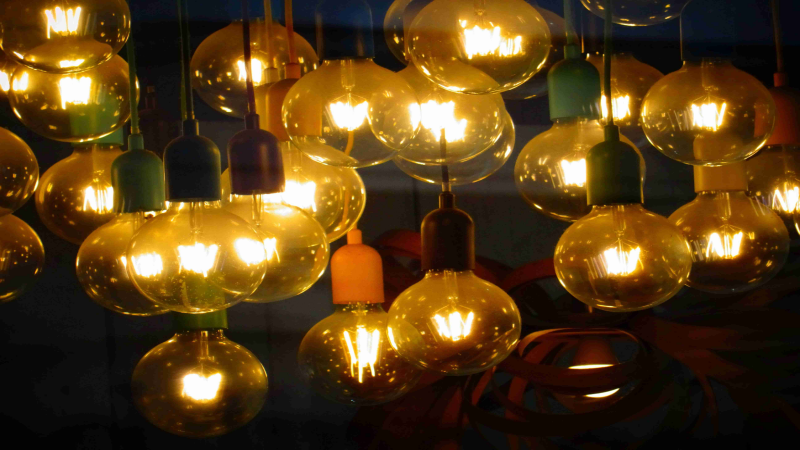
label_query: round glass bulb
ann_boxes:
[221,142,365,242]
[8,55,133,142]
[0,214,45,303]
[580,0,690,27]
[641,59,776,166]
[35,142,120,245]
[126,201,268,313]
[221,192,329,304]
[298,303,422,405]
[0,127,38,217]
[515,118,643,222]
[407,0,551,94]
[387,269,521,375]
[0,0,130,73]
[283,58,419,168]
[669,191,789,293]
[397,65,505,165]
[586,53,663,127]
[191,20,318,118]
[131,328,268,438]
[746,145,800,219]
[394,110,515,185]
[76,212,168,316]
[554,204,692,312]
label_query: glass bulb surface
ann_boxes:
[221,193,329,304]
[669,191,789,293]
[746,144,800,219]
[586,53,663,127]
[126,201,267,313]
[0,127,39,217]
[283,58,419,168]
[580,0,690,27]
[35,143,120,245]
[515,118,643,222]
[0,0,130,73]
[397,65,505,165]
[387,269,521,375]
[641,59,776,166]
[77,212,168,316]
[298,303,422,405]
[394,110,515,185]
[0,52,21,101]
[221,142,365,242]
[407,0,551,94]
[131,329,268,438]
[555,204,692,312]
[8,55,133,142]
[0,214,45,303]
[191,20,318,118]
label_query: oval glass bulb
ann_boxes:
[221,142,365,242]
[669,191,789,293]
[283,58,419,168]
[221,193,329,304]
[126,201,268,313]
[8,55,133,142]
[131,329,268,438]
[298,303,422,405]
[746,145,800,219]
[394,110,515,185]
[407,0,551,94]
[0,214,45,303]
[515,118,643,222]
[580,0,690,27]
[191,20,318,118]
[397,65,505,165]
[387,269,521,375]
[35,142,121,245]
[0,0,130,73]
[586,53,663,127]
[77,212,168,316]
[555,204,692,312]
[641,59,776,166]
[0,127,38,217]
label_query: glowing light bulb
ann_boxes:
[131,323,268,438]
[0,214,45,303]
[126,201,268,313]
[406,0,551,94]
[283,58,420,168]
[515,118,643,222]
[746,144,800,218]
[586,53,663,127]
[0,128,39,217]
[191,20,318,118]
[641,59,776,166]
[580,0,691,26]
[555,204,692,312]
[8,55,134,142]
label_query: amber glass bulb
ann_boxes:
[746,145,800,219]
[586,53,663,127]
[35,142,120,245]
[131,328,268,438]
[387,269,521,375]
[0,127,39,217]
[669,191,789,293]
[555,204,692,312]
[0,0,130,73]
[0,214,45,303]
[298,303,421,405]
[76,211,167,316]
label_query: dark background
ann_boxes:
[1,0,800,448]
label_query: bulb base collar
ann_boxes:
[164,120,222,201]
[172,311,229,331]
[421,192,475,272]
[547,53,601,121]
[227,127,285,195]
[331,229,385,304]
[586,125,643,206]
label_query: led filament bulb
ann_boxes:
[746,145,800,218]
[580,0,690,27]
[298,230,421,405]
[586,53,663,127]
[131,312,268,438]
[641,58,776,166]
[0,214,45,303]
[8,55,134,142]
[0,128,39,217]
[669,164,789,293]
[0,0,130,73]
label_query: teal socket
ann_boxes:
[173,310,229,331]
[111,145,166,214]
[547,45,601,121]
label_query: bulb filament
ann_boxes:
[600,95,631,121]
[691,101,727,131]
[433,311,474,341]
[130,253,163,278]
[59,76,92,109]
[234,238,268,265]
[236,59,264,85]
[330,99,369,131]
[182,372,222,401]
[343,326,380,383]
[772,186,799,213]
[602,246,640,276]
[559,159,586,187]
[177,243,220,277]
[460,21,523,60]
[82,185,114,213]
[411,100,468,142]
[705,231,743,260]
[44,6,82,39]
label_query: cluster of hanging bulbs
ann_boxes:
[0,0,797,439]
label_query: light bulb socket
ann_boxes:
[71,128,124,147]
[227,127,285,195]
[262,78,299,141]
[331,229,385,304]
[547,55,601,121]
[163,120,222,201]
[315,0,375,60]
[693,163,747,193]
[586,125,643,206]
[112,145,165,213]
[172,311,228,331]
[421,192,475,272]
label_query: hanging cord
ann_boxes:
[440,130,450,193]
[126,3,140,136]
[564,0,577,48]
[241,0,257,118]
[771,0,784,75]
[603,0,614,127]
[285,0,298,64]
[177,0,194,122]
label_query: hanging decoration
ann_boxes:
[586,52,663,128]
